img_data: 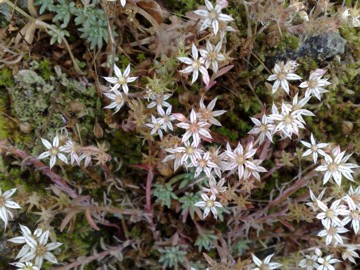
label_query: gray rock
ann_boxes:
[296,32,346,60]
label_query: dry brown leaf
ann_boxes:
[148,16,195,58]
[137,0,163,24]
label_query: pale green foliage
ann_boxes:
[158,246,187,270]
[179,192,200,220]
[232,240,251,256]
[34,0,111,49]
[195,231,217,252]
[52,0,76,28]
[74,7,110,49]
[48,25,70,45]
[153,183,178,208]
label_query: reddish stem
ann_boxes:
[146,165,154,214]
[1,141,78,198]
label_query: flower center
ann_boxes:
[198,159,207,168]
[311,145,318,152]
[208,51,217,61]
[154,123,161,130]
[206,199,214,207]
[284,114,292,125]
[50,148,59,156]
[277,72,287,80]
[326,209,335,219]
[156,97,163,105]
[260,265,269,270]
[236,155,245,165]
[306,259,314,266]
[118,77,127,85]
[115,95,124,104]
[328,162,338,172]
[328,227,337,236]
[0,196,4,206]
[260,124,268,132]
[189,122,200,133]
[201,109,212,120]
[308,80,318,88]
[192,60,201,70]
[36,245,47,257]
[209,11,218,20]
[186,146,194,154]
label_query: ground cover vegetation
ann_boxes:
[0,0,360,269]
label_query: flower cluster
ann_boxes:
[8,225,62,268]
[160,93,267,219]
[102,64,137,114]
[299,249,342,270]
[178,0,234,86]
[38,134,111,169]
[146,93,175,139]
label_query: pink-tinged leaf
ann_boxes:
[279,219,295,231]
[200,134,213,144]
[205,81,217,91]
[60,210,80,232]
[171,113,188,122]
[211,65,234,81]
[130,164,151,172]
[85,209,100,231]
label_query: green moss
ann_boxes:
[37,59,53,80]
[277,34,299,51]
[0,98,9,140]
[0,68,14,87]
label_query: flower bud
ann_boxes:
[18,122,32,133]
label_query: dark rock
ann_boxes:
[296,32,346,60]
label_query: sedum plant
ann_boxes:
[1,0,360,269]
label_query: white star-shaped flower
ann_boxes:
[103,89,126,114]
[251,253,282,270]
[9,225,62,268]
[38,136,68,169]
[194,193,222,219]
[301,133,328,163]
[317,255,341,270]
[317,225,348,246]
[341,247,359,264]
[146,115,164,139]
[103,64,137,94]
[224,142,258,180]
[146,93,172,115]
[177,109,212,147]
[178,44,210,85]
[0,188,20,229]
[191,151,219,178]
[194,0,234,35]
[159,106,175,132]
[202,177,227,195]
[298,254,319,270]
[248,114,275,144]
[199,40,225,72]
[315,147,359,186]
[316,199,348,229]
[269,102,305,138]
[299,69,331,100]
[10,262,39,270]
[197,96,226,127]
[267,61,301,94]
